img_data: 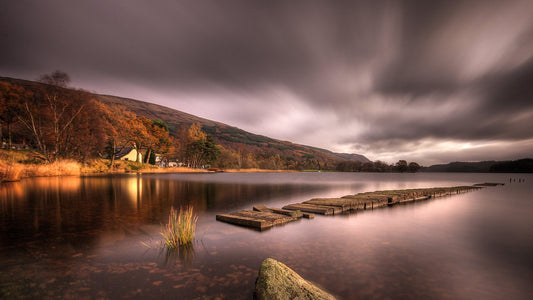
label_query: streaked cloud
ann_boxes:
[1,0,532,165]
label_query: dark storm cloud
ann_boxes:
[1,1,389,87]
[1,0,533,164]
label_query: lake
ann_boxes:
[1,172,532,299]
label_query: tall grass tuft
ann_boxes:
[0,161,23,182]
[161,206,198,249]
[24,160,81,177]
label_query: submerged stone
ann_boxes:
[254,258,336,300]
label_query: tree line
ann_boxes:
[336,160,421,172]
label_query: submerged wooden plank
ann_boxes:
[216,213,273,230]
[473,182,504,186]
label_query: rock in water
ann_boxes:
[254,258,336,300]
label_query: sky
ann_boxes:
[1,0,533,165]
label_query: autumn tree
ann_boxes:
[141,118,171,164]
[97,102,138,167]
[214,146,240,169]
[12,71,91,161]
[62,97,108,161]
[178,123,220,168]
[0,82,32,148]
[40,71,87,160]
[125,116,151,163]
[97,104,173,166]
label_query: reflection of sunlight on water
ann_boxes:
[34,176,81,192]
[1,176,81,201]
[0,181,25,202]
[124,175,143,209]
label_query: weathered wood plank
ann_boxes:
[231,210,295,225]
[271,208,303,218]
[303,213,315,219]
[282,203,340,215]
[304,198,353,211]
[253,205,303,218]
[253,205,270,212]
[216,213,273,230]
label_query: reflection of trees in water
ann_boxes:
[0,175,325,251]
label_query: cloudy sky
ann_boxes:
[2,0,533,165]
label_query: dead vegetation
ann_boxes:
[0,149,203,182]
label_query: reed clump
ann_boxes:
[0,160,23,182]
[161,206,198,249]
[24,160,81,177]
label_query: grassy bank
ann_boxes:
[0,150,80,182]
[0,149,203,182]
[0,149,303,183]
[223,168,299,173]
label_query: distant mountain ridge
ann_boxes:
[1,76,370,167]
[421,158,533,173]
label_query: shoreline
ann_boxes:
[0,159,297,183]
[0,149,298,182]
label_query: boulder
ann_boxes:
[254,258,336,300]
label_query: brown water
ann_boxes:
[1,172,532,299]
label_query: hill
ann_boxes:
[421,159,533,173]
[489,158,533,173]
[1,76,369,168]
[95,94,370,167]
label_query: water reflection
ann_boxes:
[160,245,196,266]
[0,174,327,252]
[1,173,532,299]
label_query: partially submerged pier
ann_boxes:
[216,184,503,230]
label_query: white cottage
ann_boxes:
[115,147,142,162]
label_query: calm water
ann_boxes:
[1,172,532,299]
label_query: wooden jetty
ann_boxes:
[216,184,500,230]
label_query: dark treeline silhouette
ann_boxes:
[336,160,421,173]
[421,158,533,173]
[490,159,533,173]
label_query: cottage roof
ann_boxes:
[115,147,136,159]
